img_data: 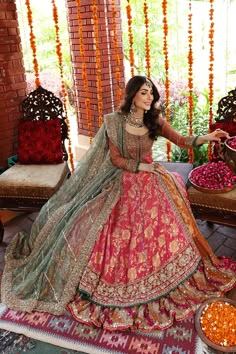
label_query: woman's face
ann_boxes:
[133,82,154,113]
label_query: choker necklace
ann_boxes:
[124,114,145,128]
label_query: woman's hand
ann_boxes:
[197,129,230,145]
[138,162,155,173]
[207,129,230,142]
[138,162,166,174]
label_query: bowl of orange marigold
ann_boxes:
[195,297,236,352]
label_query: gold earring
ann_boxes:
[130,101,137,114]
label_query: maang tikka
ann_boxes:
[145,78,153,89]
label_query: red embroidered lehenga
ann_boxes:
[2,112,236,332]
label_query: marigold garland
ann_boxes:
[76,0,93,143]
[111,0,122,108]
[143,1,151,78]
[126,0,135,77]
[51,0,74,171]
[188,0,194,163]
[92,1,103,127]
[25,0,40,87]
[208,0,215,160]
[162,0,171,161]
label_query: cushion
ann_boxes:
[18,119,63,164]
[159,162,193,186]
[0,162,69,200]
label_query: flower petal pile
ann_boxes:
[200,301,236,347]
[189,161,236,190]
[227,136,236,150]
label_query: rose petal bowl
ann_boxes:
[188,164,236,194]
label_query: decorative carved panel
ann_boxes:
[21,86,68,161]
[216,88,236,122]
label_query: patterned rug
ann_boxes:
[0,304,216,354]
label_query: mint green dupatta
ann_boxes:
[2,112,125,314]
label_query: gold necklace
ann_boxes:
[124,114,145,128]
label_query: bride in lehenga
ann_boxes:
[2,76,236,332]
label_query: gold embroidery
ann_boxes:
[169,240,179,253]
[79,245,200,307]
[144,224,153,239]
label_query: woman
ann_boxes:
[2,76,236,332]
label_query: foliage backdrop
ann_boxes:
[15,0,236,164]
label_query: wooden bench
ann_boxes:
[188,186,236,228]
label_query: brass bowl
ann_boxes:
[195,297,236,353]
[225,136,236,173]
[188,165,236,194]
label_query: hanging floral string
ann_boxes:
[92,0,103,127]
[208,0,215,160]
[187,0,194,163]
[162,0,171,161]
[143,1,151,78]
[51,0,74,171]
[111,0,122,108]
[76,0,93,143]
[25,0,40,87]
[126,0,135,77]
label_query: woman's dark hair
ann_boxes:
[120,75,161,140]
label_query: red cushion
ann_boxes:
[18,119,64,164]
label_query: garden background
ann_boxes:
[16,0,236,165]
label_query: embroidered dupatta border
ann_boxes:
[1,113,125,315]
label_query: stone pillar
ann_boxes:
[66,0,125,160]
[0,0,27,169]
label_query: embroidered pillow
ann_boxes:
[18,119,64,164]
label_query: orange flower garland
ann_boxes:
[162,0,171,161]
[188,0,194,163]
[92,1,103,127]
[76,0,93,143]
[208,0,215,160]
[126,0,135,77]
[25,0,40,87]
[143,1,151,78]
[112,0,122,108]
[51,0,74,172]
